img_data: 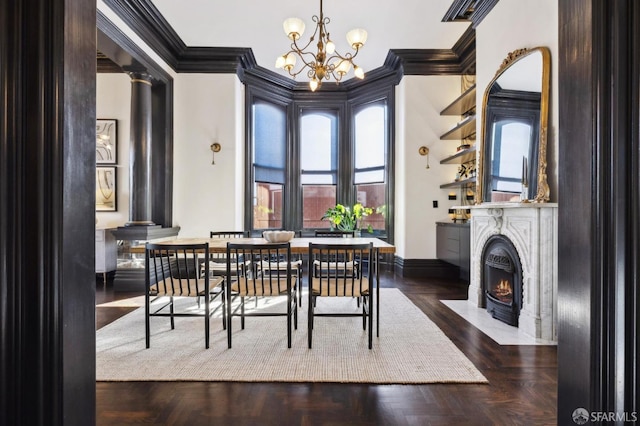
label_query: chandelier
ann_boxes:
[275,0,367,91]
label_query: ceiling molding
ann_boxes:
[101,0,476,84]
[97,10,172,84]
[103,0,184,69]
[442,0,500,28]
[452,25,476,74]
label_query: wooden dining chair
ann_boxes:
[145,242,224,349]
[226,242,298,348]
[260,230,304,305]
[307,242,374,349]
[204,231,249,278]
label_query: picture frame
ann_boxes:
[96,166,117,211]
[96,119,117,164]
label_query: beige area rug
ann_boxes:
[96,289,487,384]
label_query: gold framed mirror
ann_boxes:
[477,46,551,203]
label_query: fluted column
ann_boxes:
[126,72,155,226]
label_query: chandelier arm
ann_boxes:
[326,52,354,63]
[287,51,320,78]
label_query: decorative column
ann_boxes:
[126,72,155,226]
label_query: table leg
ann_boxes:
[375,249,380,337]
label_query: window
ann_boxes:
[300,111,338,229]
[252,101,286,229]
[354,103,386,231]
[245,83,394,240]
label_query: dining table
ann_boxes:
[131,236,395,337]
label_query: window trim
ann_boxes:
[244,80,396,243]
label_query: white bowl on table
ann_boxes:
[262,230,295,243]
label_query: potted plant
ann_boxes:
[321,203,374,235]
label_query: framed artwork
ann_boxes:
[96,166,117,211]
[96,119,117,164]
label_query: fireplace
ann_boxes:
[482,235,522,327]
[468,204,558,341]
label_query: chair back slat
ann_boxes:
[227,242,292,296]
[146,243,209,297]
[308,243,372,297]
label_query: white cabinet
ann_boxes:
[96,228,117,280]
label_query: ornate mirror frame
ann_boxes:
[476,46,551,203]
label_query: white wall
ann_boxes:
[395,75,465,259]
[172,74,244,237]
[476,0,559,201]
[96,73,131,229]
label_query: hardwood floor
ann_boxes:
[96,272,557,425]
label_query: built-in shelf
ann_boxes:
[440,115,476,140]
[440,84,476,116]
[440,176,477,189]
[440,147,476,164]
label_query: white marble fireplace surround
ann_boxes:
[467,203,558,341]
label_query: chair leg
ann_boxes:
[307,296,313,349]
[362,297,367,330]
[221,284,227,330]
[145,292,150,348]
[240,296,245,329]
[227,288,233,349]
[297,267,303,306]
[169,296,175,330]
[205,294,210,349]
[287,293,292,349]
[368,295,373,350]
[293,288,298,330]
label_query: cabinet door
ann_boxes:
[436,224,460,266]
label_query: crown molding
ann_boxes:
[442,0,500,28]
[102,0,476,84]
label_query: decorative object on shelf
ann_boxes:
[457,143,471,151]
[466,189,475,202]
[96,119,117,165]
[418,146,430,169]
[520,156,530,203]
[321,203,373,233]
[447,208,469,223]
[96,166,117,212]
[275,0,367,91]
[210,142,221,165]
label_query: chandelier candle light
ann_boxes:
[275,0,367,91]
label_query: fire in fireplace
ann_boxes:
[482,235,522,327]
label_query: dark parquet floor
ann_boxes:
[96,271,557,425]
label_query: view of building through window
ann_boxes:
[354,104,386,231]
[301,112,338,229]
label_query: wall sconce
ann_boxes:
[418,146,430,169]
[448,192,457,200]
[448,208,456,222]
[210,142,221,165]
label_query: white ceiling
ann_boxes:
[150,0,470,77]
